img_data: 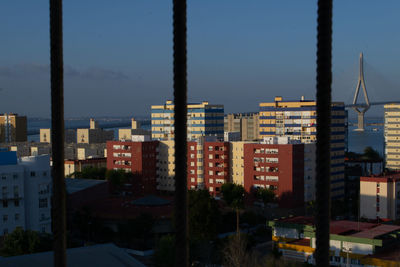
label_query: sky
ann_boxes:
[0,0,399,118]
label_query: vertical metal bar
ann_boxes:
[49,0,66,266]
[316,0,333,266]
[172,0,188,266]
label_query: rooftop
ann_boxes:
[65,178,107,194]
[0,243,146,267]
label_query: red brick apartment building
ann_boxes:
[203,142,230,196]
[243,143,305,208]
[187,141,230,197]
[106,141,159,194]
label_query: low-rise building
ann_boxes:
[269,216,400,266]
[39,128,76,143]
[0,151,52,236]
[64,158,107,177]
[360,173,400,221]
[77,119,114,144]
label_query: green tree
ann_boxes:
[153,235,175,267]
[255,187,275,206]
[221,183,245,234]
[188,189,221,240]
[362,146,381,175]
[1,227,53,257]
[105,169,127,190]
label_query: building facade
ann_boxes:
[106,141,158,194]
[39,128,77,144]
[259,96,346,200]
[384,104,400,170]
[0,113,27,143]
[242,140,305,208]
[77,119,114,144]
[151,100,224,141]
[360,174,400,221]
[0,151,52,236]
[224,112,259,141]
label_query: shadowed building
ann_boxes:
[0,113,27,143]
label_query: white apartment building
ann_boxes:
[0,151,52,236]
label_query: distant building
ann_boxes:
[64,158,107,177]
[77,118,114,144]
[259,96,346,200]
[360,173,400,221]
[0,151,52,236]
[224,112,259,141]
[0,113,27,143]
[269,216,400,266]
[39,128,76,143]
[118,118,150,142]
[384,103,400,170]
[151,100,224,141]
[224,131,240,142]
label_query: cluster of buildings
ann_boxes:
[105,97,345,208]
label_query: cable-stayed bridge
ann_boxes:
[344,53,400,131]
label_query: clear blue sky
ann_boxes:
[0,0,399,118]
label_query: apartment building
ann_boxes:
[259,96,346,200]
[151,100,224,141]
[224,112,259,141]
[384,104,400,170]
[106,141,158,194]
[0,113,27,143]
[360,173,400,221]
[0,151,52,236]
[39,128,77,143]
[269,216,400,266]
[77,118,114,144]
[157,138,229,196]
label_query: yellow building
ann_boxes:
[156,140,176,191]
[77,119,114,144]
[230,141,246,186]
[0,113,27,143]
[384,104,400,170]
[151,100,224,141]
[259,97,346,200]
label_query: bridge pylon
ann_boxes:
[352,52,370,131]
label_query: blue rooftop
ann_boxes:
[0,151,17,166]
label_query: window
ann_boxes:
[30,171,36,177]
[3,215,8,222]
[209,170,213,175]
[13,186,19,198]
[3,200,8,208]
[3,229,8,235]
[1,175,6,180]
[209,162,213,167]
[14,200,19,207]
[190,145,195,150]
[15,213,19,221]
[209,179,213,184]
[13,174,18,179]
[39,198,48,208]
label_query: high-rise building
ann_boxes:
[384,104,400,170]
[106,140,158,194]
[224,112,259,141]
[259,96,346,200]
[0,151,52,236]
[0,113,27,143]
[151,100,224,141]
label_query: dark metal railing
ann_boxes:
[49,0,67,266]
[315,0,333,266]
[172,0,189,266]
